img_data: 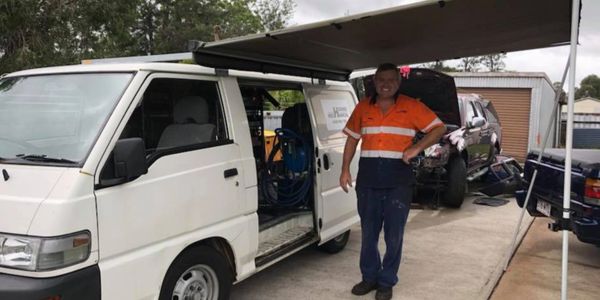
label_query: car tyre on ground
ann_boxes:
[443,156,467,208]
[319,230,350,254]
[159,245,232,300]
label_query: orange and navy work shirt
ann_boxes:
[343,94,444,187]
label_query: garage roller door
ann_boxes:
[458,88,532,162]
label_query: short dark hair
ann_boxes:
[371,63,401,104]
[375,63,399,76]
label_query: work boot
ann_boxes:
[375,286,393,300]
[351,280,378,295]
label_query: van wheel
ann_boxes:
[443,156,467,208]
[319,230,350,254]
[159,246,232,300]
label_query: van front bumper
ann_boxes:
[0,265,100,300]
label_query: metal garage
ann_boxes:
[452,73,557,162]
[559,98,600,148]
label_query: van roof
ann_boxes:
[5,63,349,86]
[6,63,211,77]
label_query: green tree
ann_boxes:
[254,0,295,31]
[265,89,303,110]
[0,0,139,74]
[132,0,159,55]
[553,82,568,105]
[458,56,482,72]
[575,74,600,99]
[134,0,294,54]
[0,0,295,74]
[481,53,506,72]
[420,61,459,73]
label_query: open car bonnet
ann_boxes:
[355,68,461,127]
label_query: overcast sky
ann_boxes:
[290,0,599,86]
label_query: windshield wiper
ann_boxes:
[15,154,78,164]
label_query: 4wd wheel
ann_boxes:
[443,156,467,208]
[319,230,350,254]
[159,246,232,300]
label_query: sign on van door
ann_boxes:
[303,84,360,243]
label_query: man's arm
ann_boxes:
[340,137,359,193]
[402,125,446,164]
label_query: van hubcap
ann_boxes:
[173,264,219,300]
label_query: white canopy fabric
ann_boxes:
[192,0,575,81]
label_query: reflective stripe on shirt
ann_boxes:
[423,117,443,132]
[360,150,404,159]
[361,126,416,137]
[343,127,361,139]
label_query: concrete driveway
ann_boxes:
[491,218,600,300]
[231,195,532,300]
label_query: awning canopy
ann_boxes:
[192,0,575,81]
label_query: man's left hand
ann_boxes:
[402,145,421,164]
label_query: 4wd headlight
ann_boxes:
[0,231,90,271]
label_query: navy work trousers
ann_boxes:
[356,185,412,288]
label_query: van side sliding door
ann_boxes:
[303,83,360,243]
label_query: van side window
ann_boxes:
[120,78,228,156]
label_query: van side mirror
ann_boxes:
[468,116,486,129]
[99,138,147,187]
[114,138,148,181]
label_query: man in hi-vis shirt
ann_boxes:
[340,63,446,300]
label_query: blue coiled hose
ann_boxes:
[260,128,313,207]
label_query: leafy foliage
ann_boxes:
[480,53,506,72]
[264,89,304,111]
[0,0,295,74]
[419,61,459,73]
[575,74,600,99]
[458,56,482,72]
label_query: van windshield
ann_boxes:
[0,73,133,165]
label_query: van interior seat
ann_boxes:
[281,103,313,145]
[157,96,216,149]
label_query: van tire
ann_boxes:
[319,230,350,254]
[159,246,232,300]
[443,156,467,208]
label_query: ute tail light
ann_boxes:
[584,178,600,206]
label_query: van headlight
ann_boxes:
[0,231,90,271]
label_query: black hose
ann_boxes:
[260,128,313,207]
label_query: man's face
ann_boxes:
[374,69,401,99]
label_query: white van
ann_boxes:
[0,63,359,299]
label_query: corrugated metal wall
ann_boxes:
[457,88,532,162]
[560,113,600,148]
[573,129,600,148]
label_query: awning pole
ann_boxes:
[562,0,581,299]
[503,57,570,271]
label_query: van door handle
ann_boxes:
[323,154,330,170]
[224,168,238,178]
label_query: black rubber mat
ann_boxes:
[473,197,510,207]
